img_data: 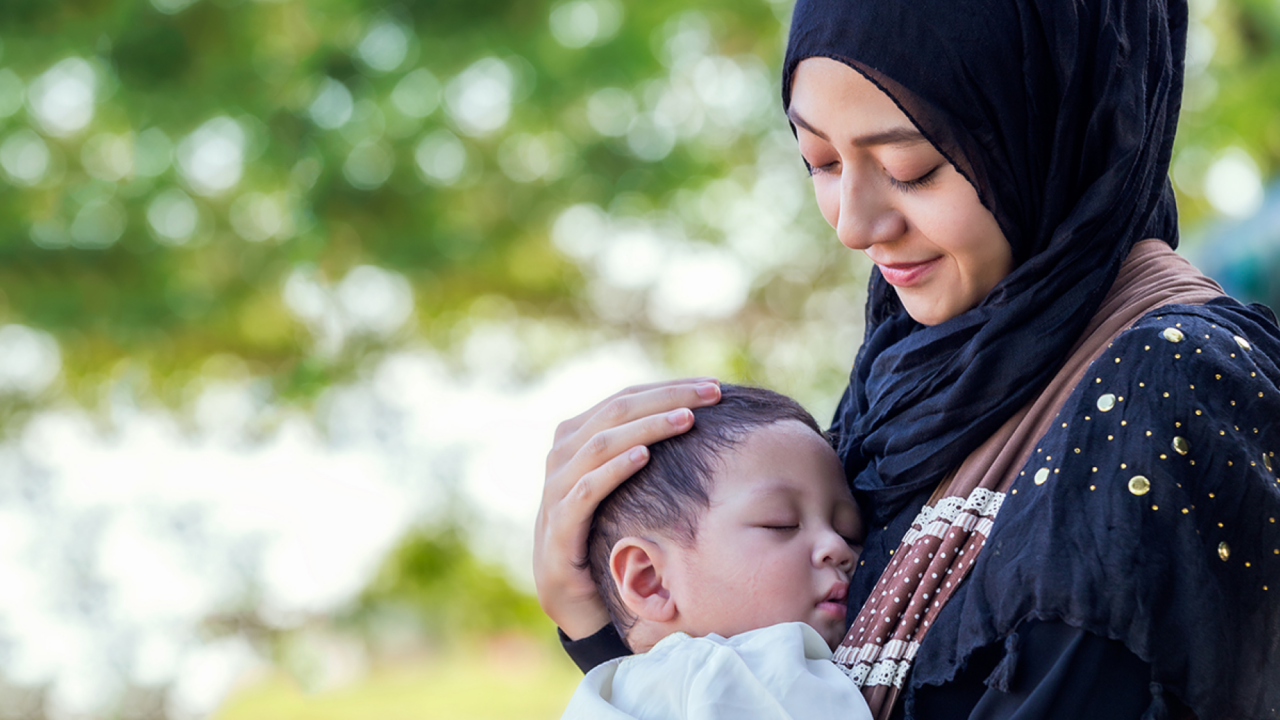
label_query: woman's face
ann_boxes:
[789,57,1013,326]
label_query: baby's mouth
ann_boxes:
[818,581,849,613]
[828,580,849,601]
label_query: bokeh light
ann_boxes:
[549,0,624,49]
[0,129,51,186]
[176,117,246,196]
[444,57,516,137]
[27,57,97,137]
[148,188,201,245]
[1204,147,1265,219]
[414,129,468,185]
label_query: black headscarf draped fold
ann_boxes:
[782,0,1188,523]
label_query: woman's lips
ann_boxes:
[876,257,941,287]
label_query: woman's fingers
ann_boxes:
[544,444,652,567]
[551,377,719,444]
[557,407,693,504]
[564,422,671,514]
[547,380,720,482]
[534,444,652,639]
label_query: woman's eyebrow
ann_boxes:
[788,108,929,148]
[788,108,830,141]
[852,127,930,148]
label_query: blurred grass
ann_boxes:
[215,638,582,720]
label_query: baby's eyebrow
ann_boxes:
[742,482,806,505]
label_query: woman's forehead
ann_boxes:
[788,58,924,143]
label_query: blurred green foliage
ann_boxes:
[0,0,1276,432]
[354,523,549,641]
[0,0,794,422]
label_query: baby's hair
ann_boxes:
[585,383,829,640]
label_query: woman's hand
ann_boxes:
[534,378,722,639]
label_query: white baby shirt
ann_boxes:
[559,622,872,720]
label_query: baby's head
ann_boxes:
[586,384,862,652]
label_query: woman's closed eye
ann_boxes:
[887,164,941,193]
[805,158,942,193]
[806,158,838,176]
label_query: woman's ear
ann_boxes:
[610,537,678,623]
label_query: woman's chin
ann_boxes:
[900,298,954,326]
[897,290,980,327]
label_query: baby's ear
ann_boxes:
[610,537,677,623]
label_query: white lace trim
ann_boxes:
[963,487,1005,517]
[901,496,966,544]
[864,658,911,689]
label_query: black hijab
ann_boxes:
[782,0,1188,523]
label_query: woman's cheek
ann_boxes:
[813,177,840,230]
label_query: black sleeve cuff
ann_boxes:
[558,623,632,674]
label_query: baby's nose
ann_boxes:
[817,530,857,571]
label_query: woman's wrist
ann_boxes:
[558,604,613,642]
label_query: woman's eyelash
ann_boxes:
[806,159,837,176]
[805,161,941,190]
[888,165,941,192]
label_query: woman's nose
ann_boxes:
[836,170,905,251]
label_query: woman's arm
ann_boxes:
[534,378,721,640]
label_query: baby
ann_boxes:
[560,384,873,720]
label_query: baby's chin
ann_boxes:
[807,620,847,651]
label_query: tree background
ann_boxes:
[0,0,1275,718]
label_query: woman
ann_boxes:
[535,0,1280,717]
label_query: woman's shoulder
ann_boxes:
[938,300,1280,719]
[1090,300,1280,413]
[1045,300,1279,486]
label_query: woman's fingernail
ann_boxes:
[629,447,648,463]
[666,409,690,425]
[696,383,719,399]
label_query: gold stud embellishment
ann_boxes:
[1172,436,1190,456]
[1234,335,1252,351]
[1162,328,1184,343]
[1265,454,1274,473]
[1034,468,1050,485]
[1128,475,1151,496]
[1097,394,1116,412]
[1218,542,1231,561]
